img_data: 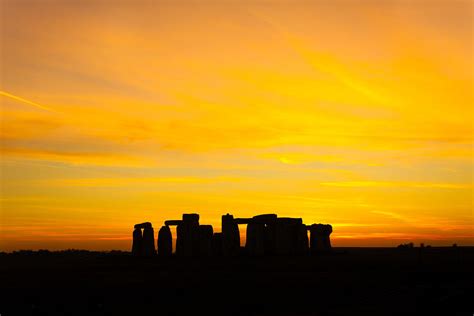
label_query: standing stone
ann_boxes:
[246,222,256,255]
[142,225,156,256]
[198,225,214,256]
[222,213,240,256]
[212,233,223,256]
[323,224,333,250]
[309,224,323,253]
[264,221,277,255]
[132,227,143,256]
[246,222,265,256]
[275,218,302,255]
[309,224,333,254]
[296,224,309,255]
[251,214,277,255]
[176,214,200,256]
[158,225,172,256]
[176,224,185,256]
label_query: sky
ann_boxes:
[0,0,473,251]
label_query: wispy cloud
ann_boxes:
[43,176,244,187]
[0,90,55,112]
[320,181,472,189]
[1,147,151,167]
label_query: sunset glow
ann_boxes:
[1,0,473,251]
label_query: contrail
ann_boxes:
[0,90,55,112]
[246,9,389,106]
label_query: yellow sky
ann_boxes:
[1,0,473,251]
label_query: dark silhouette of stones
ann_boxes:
[222,213,240,256]
[263,222,277,255]
[131,222,155,256]
[234,218,251,225]
[132,228,143,256]
[134,222,152,229]
[176,213,200,256]
[309,224,332,254]
[212,233,223,256]
[296,224,309,255]
[198,225,213,256]
[243,215,306,256]
[176,224,186,256]
[246,222,265,256]
[183,213,199,222]
[139,213,333,258]
[142,225,156,256]
[274,218,303,255]
[158,225,172,256]
[249,214,278,255]
[252,214,277,224]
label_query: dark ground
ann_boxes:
[0,247,472,316]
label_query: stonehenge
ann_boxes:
[236,214,310,256]
[162,213,200,256]
[211,232,223,256]
[175,213,200,256]
[157,225,172,256]
[132,222,156,256]
[198,225,214,256]
[245,221,265,256]
[309,224,333,254]
[222,213,240,256]
[131,227,143,256]
[132,213,332,257]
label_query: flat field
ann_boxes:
[0,247,472,316]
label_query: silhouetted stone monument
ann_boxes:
[255,214,278,255]
[249,214,277,255]
[198,225,214,256]
[132,222,156,256]
[176,213,200,256]
[297,223,309,255]
[158,225,172,256]
[133,213,333,257]
[132,227,143,256]
[134,222,153,230]
[212,232,223,256]
[309,224,332,254]
[246,221,265,256]
[237,214,310,256]
[143,223,156,256]
[275,218,303,255]
[222,213,240,256]
[252,214,278,223]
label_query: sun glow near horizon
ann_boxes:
[0,0,473,251]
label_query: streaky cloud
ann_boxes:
[0,90,55,112]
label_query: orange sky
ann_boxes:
[0,0,473,251]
